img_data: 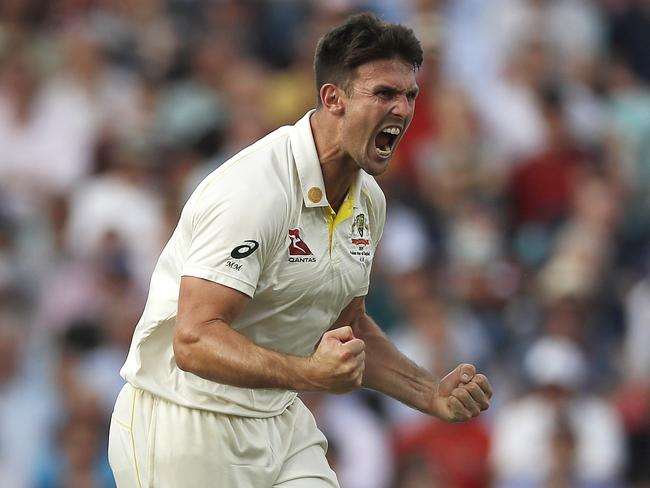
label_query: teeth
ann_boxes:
[376,146,392,158]
[382,127,401,135]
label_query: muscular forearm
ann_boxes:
[334,296,492,423]
[354,314,440,416]
[174,276,365,394]
[174,319,315,391]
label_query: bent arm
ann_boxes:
[333,296,438,414]
[334,297,492,422]
[174,276,316,390]
[173,276,366,394]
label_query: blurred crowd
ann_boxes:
[1,0,650,487]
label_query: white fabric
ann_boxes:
[491,394,625,485]
[624,278,650,379]
[378,202,431,274]
[315,394,394,488]
[0,84,96,195]
[0,361,55,488]
[523,336,587,389]
[108,384,339,488]
[0,68,137,197]
[120,110,386,417]
[65,174,166,288]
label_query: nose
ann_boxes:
[391,94,412,119]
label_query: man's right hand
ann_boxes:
[306,326,365,393]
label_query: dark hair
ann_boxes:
[313,12,423,106]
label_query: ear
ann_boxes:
[320,83,345,115]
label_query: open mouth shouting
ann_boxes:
[374,125,402,159]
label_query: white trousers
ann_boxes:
[108,383,339,488]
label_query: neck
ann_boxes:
[310,109,358,212]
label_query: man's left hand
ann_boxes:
[430,363,492,422]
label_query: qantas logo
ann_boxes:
[288,229,312,255]
[288,229,316,262]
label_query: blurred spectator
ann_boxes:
[394,418,491,488]
[624,267,650,382]
[0,306,56,488]
[478,35,551,166]
[537,173,621,306]
[491,336,625,487]
[377,202,433,280]
[302,392,394,488]
[262,16,318,128]
[32,414,115,488]
[89,0,180,81]
[444,202,519,353]
[619,264,650,486]
[154,32,229,152]
[607,0,650,85]
[509,85,590,228]
[603,57,650,263]
[30,318,119,487]
[64,139,166,288]
[413,84,499,219]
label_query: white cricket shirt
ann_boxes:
[120,110,386,417]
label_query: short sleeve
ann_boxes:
[181,183,283,298]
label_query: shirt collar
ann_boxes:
[290,110,364,209]
[352,168,364,209]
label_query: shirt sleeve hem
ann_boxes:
[181,264,257,298]
[355,286,369,297]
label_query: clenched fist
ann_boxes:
[306,326,365,393]
[431,363,492,422]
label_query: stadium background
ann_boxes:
[1,0,649,486]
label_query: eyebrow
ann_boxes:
[374,84,420,98]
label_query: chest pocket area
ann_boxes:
[339,212,374,295]
[347,210,374,263]
[263,225,327,296]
